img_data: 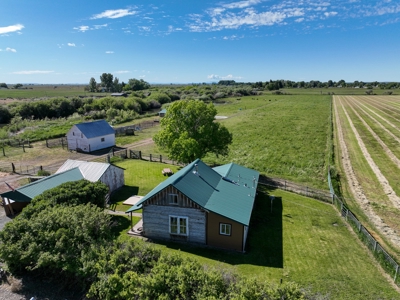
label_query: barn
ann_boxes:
[66,120,115,153]
[126,159,259,252]
[55,159,124,193]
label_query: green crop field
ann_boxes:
[113,159,399,300]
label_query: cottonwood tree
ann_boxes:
[89,77,97,92]
[154,100,232,164]
[100,73,114,92]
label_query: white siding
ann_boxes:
[66,126,115,152]
[87,134,115,152]
[100,166,125,193]
[143,205,206,244]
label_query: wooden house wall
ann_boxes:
[142,186,206,244]
[100,166,124,193]
[207,212,244,252]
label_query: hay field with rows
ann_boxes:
[334,95,400,257]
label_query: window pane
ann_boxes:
[170,217,178,234]
[180,218,187,234]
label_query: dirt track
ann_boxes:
[334,95,400,248]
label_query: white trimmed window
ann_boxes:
[168,194,178,205]
[169,216,188,236]
[220,223,232,236]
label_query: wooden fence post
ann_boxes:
[139,151,142,160]
[125,149,128,158]
[61,138,64,149]
[46,139,49,147]
[2,148,4,156]
[22,144,25,152]
[394,264,399,282]
[11,163,15,173]
[160,155,162,163]
[150,154,152,162]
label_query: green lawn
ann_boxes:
[111,159,399,299]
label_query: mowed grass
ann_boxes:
[112,159,400,299]
[110,159,181,211]
[205,95,331,189]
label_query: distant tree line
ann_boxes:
[217,79,400,90]
[86,73,151,93]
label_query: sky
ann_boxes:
[1,0,400,84]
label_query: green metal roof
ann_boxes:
[1,168,84,202]
[126,159,259,226]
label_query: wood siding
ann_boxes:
[142,186,206,244]
[207,212,244,252]
[100,166,124,193]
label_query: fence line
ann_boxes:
[114,120,158,136]
[328,168,400,285]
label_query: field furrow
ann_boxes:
[334,95,400,250]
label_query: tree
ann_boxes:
[100,73,114,92]
[0,83,8,89]
[89,77,97,92]
[128,78,150,91]
[113,77,121,93]
[154,100,232,164]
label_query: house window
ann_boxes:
[101,137,105,142]
[73,132,75,136]
[168,194,178,205]
[169,216,188,236]
[220,223,232,236]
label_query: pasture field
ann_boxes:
[112,160,400,299]
[334,95,400,257]
[206,94,332,189]
[0,84,97,99]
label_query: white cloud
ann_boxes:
[13,70,54,75]
[324,11,338,17]
[114,70,130,74]
[105,51,114,54]
[91,9,137,19]
[207,74,243,80]
[223,0,263,9]
[0,47,17,52]
[94,24,108,29]
[68,43,76,47]
[74,24,107,32]
[74,25,89,32]
[0,24,24,35]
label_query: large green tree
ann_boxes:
[100,73,114,92]
[153,100,232,164]
[89,77,97,92]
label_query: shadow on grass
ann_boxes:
[110,215,131,237]
[152,185,283,269]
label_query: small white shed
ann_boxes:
[56,159,125,193]
[66,120,115,153]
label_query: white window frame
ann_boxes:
[168,193,178,205]
[169,215,189,236]
[220,223,232,236]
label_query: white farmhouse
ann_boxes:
[66,120,115,152]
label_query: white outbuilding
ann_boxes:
[66,119,115,153]
[56,159,125,193]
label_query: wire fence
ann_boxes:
[328,168,400,286]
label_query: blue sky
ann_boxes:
[1,0,400,84]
